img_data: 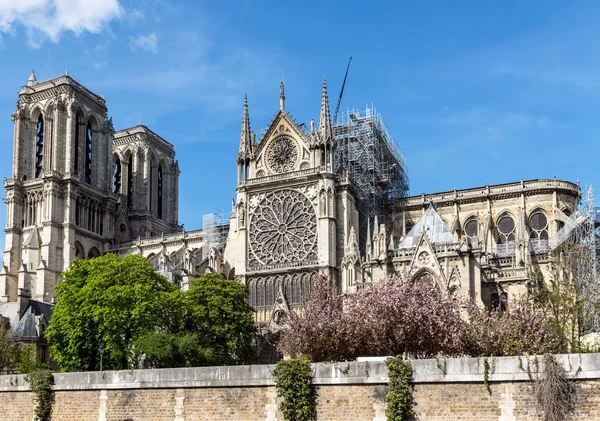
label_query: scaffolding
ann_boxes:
[333,106,409,249]
[548,185,599,334]
[202,210,229,252]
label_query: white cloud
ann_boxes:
[129,32,158,53]
[0,0,123,47]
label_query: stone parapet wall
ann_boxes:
[2,354,600,420]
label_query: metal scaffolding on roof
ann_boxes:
[333,106,409,249]
[202,210,229,252]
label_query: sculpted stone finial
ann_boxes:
[279,82,285,111]
[27,70,37,87]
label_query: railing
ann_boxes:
[22,75,106,105]
[246,260,320,274]
[390,242,460,258]
[245,167,329,185]
[398,179,579,207]
[528,239,550,254]
[495,242,516,258]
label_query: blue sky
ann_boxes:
[0,0,599,245]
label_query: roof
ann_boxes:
[23,299,53,322]
[397,206,457,249]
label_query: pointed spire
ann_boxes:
[27,70,37,87]
[279,82,285,111]
[238,94,251,162]
[318,77,332,142]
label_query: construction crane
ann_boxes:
[333,56,352,124]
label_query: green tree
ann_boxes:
[132,331,214,368]
[0,324,22,372]
[46,253,180,371]
[183,273,256,365]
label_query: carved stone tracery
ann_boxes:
[249,189,317,267]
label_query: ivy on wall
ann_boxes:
[273,359,316,421]
[26,369,54,421]
[386,356,413,421]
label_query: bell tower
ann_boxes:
[0,71,116,303]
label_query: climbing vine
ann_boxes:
[483,357,495,395]
[385,356,413,421]
[26,369,53,421]
[273,359,316,421]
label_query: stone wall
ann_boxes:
[2,354,600,421]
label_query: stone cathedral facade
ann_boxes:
[0,72,583,341]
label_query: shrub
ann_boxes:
[273,359,316,421]
[466,299,565,357]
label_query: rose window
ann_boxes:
[266,136,298,173]
[249,190,317,266]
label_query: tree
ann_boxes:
[183,273,257,365]
[530,241,600,351]
[279,276,469,361]
[46,253,180,371]
[132,331,214,368]
[0,324,22,372]
[465,298,565,357]
[277,276,349,362]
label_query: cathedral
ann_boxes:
[0,71,583,350]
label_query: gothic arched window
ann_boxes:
[491,292,499,311]
[301,273,310,302]
[127,155,133,208]
[74,113,81,173]
[464,218,478,238]
[113,158,121,194]
[266,278,275,306]
[248,280,256,307]
[157,164,163,219]
[529,211,549,241]
[414,271,435,285]
[257,279,264,307]
[35,115,44,178]
[292,275,301,304]
[85,122,93,184]
[497,215,516,244]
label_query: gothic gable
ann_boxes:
[407,233,447,287]
[253,111,311,175]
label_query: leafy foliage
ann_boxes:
[279,275,567,361]
[46,253,180,371]
[132,331,214,368]
[18,344,49,374]
[26,369,53,421]
[385,356,413,421]
[273,359,316,421]
[465,298,565,357]
[0,324,24,372]
[279,276,468,361]
[183,273,257,365]
[46,258,256,371]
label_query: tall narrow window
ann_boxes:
[75,197,80,226]
[113,158,121,194]
[157,164,163,219]
[85,122,92,183]
[35,115,44,178]
[74,114,80,173]
[149,166,153,211]
[127,156,133,208]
